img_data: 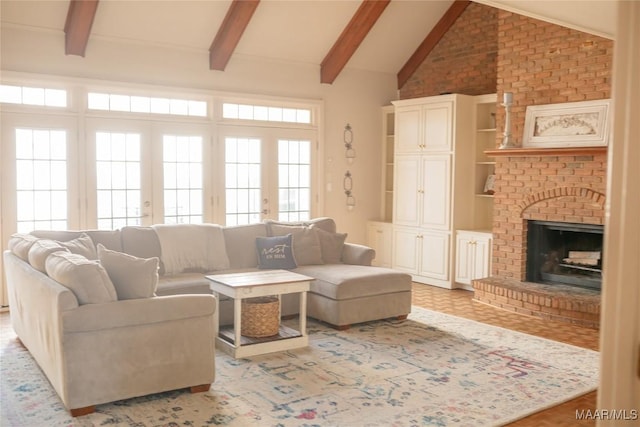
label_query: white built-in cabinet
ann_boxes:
[453,94,497,290]
[455,230,492,289]
[392,94,475,288]
[391,93,492,289]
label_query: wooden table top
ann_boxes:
[206,269,312,288]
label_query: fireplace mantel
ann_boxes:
[485,147,607,157]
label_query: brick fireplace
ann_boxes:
[470,9,612,330]
[472,149,606,329]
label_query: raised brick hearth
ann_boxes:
[473,277,600,329]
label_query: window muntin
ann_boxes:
[88,92,207,117]
[278,139,311,221]
[163,135,203,224]
[15,128,68,232]
[224,137,262,226]
[95,131,142,229]
[1,85,67,107]
[222,103,311,124]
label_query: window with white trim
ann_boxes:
[222,103,311,124]
[0,85,67,107]
[88,92,207,117]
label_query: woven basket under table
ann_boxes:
[241,296,280,337]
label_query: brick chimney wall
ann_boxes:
[399,2,498,99]
[398,5,614,283]
[492,11,613,280]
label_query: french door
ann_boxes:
[218,126,316,226]
[85,119,212,228]
[1,113,79,307]
[1,113,80,233]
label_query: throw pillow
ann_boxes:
[256,234,297,269]
[58,233,98,260]
[311,226,348,264]
[8,233,39,261]
[97,244,159,300]
[269,224,323,265]
[121,226,165,275]
[28,239,69,272]
[45,251,117,305]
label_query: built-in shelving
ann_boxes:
[381,105,395,222]
[473,94,497,230]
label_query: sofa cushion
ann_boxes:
[97,244,159,300]
[256,234,297,269]
[8,233,39,261]
[269,224,323,265]
[294,264,412,300]
[152,224,230,275]
[45,251,118,304]
[121,226,165,275]
[28,239,69,272]
[223,223,268,269]
[311,226,347,264]
[31,229,123,252]
[58,233,97,260]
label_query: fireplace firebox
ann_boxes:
[526,221,604,290]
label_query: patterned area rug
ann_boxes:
[1,307,598,427]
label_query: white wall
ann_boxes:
[1,26,398,243]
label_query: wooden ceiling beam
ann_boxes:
[64,0,100,57]
[397,0,470,89]
[209,0,260,71]
[320,0,390,84]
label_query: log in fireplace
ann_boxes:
[526,221,604,290]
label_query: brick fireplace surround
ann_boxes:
[472,149,606,329]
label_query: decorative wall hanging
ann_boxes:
[343,170,355,210]
[522,99,612,148]
[344,123,355,163]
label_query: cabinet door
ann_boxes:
[472,236,491,280]
[392,227,419,274]
[395,106,421,154]
[367,223,382,267]
[420,155,451,230]
[367,223,392,268]
[393,155,421,227]
[419,231,450,280]
[455,233,474,285]
[422,102,452,152]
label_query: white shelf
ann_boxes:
[473,94,497,230]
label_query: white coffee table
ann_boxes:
[206,269,312,358]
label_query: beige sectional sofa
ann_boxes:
[3,217,411,416]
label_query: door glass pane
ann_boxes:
[225,137,261,226]
[15,128,67,233]
[278,139,311,221]
[163,135,203,224]
[95,132,142,229]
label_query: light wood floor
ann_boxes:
[412,282,599,427]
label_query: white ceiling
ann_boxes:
[0,0,616,77]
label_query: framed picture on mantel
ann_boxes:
[522,99,612,148]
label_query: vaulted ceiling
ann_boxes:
[1,0,616,88]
